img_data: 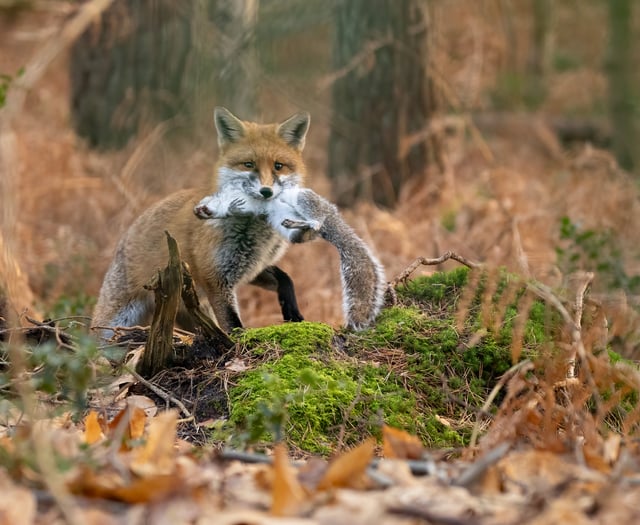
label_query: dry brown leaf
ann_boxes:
[111,474,183,504]
[0,471,36,525]
[83,410,103,445]
[270,443,307,517]
[583,446,611,474]
[254,465,274,491]
[126,395,158,417]
[603,434,622,465]
[199,510,316,525]
[382,425,424,460]
[106,404,147,450]
[128,405,147,441]
[317,438,375,490]
[130,410,178,477]
[69,467,181,504]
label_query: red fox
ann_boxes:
[92,107,311,337]
[194,187,386,330]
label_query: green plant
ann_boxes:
[0,68,23,108]
[0,320,110,417]
[556,216,640,295]
[218,268,552,454]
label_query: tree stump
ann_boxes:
[137,231,233,378]
[181,263,233,350]
[138,231,183,378]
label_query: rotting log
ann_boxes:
[181,262,233,349]
[138,231,183,378]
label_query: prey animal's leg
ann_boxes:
[280,218,321,243]
[194,196,249,220]
[250,266,304,322]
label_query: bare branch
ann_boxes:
[126,367,194,422]
[391,252,481,289]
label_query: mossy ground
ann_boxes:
[219,267,553,454]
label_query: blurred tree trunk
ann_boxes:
[208,0,258,119]
[525,0,554,105]
[328,0,434,209]
[70,0,258,149]
[606,0,637,172]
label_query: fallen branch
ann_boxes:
[387,252,480,305]
[127,367,193,421]
[391,252,480,288]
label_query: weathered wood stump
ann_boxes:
[138,231,232,377]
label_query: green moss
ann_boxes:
[220,268,555,454]
[396,266,470,307]
[236,321,334,357]
[226,322,416,454]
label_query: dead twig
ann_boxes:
[127,367,194,422]
[567,272,594,379]
[452,441,511,487]
[392,252,481,287]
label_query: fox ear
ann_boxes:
[214,107,245,148]
[277,111,310,150]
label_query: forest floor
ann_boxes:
[2,2,640,524]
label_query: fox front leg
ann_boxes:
[280,218,321,243]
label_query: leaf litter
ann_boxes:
[1,349,640,525]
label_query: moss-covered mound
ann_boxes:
[221,267,550,454]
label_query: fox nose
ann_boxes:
[259,186,273,199]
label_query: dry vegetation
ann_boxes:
[2,1,639,355]
[3,2,640,522]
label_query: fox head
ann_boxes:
[214,107,310,200]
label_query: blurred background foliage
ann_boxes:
[63,0,640,205]
[1,0,640,354]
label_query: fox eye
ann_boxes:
[243,161,255,169]
[274,162,284,171]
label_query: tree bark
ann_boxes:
[525,0,554,105]
[69,0,259,149]
[70,0,192,149]
[606,0,637,172]
[208,0,259,119]
[328,0,434,208]
[138,231,183,378]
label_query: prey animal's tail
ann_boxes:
[283,190,386,330]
